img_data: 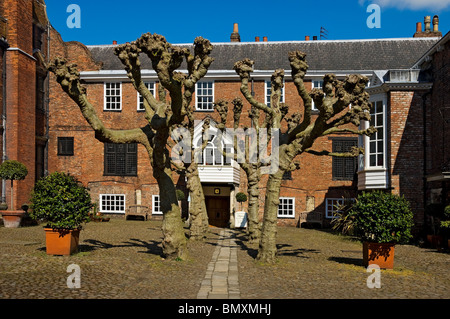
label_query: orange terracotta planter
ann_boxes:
[1,211,26,228]
[363,242,395,269]
[44,228,80,256]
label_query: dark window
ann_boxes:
[36,73,46,112]
[332,138,358,180]
[33,24,44,52]
[104,143,137,176]
[282,171,292,180]
[57,137,74,156]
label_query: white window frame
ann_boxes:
[361,94,387,170]
[195,81,214,111]
[368,99,385,168]
[100,194,126,214]
[196,134,232,166]
[277,197,295,219]
[311,80,323,111]
[152,195,162,215]
[325,198,355,219]
[104,82,122,111]
[265,80,285,107]
[137,82,155,111]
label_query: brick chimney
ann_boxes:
[113,40,117,45]
[414,15,442,38]
[230,23,241,42]
[263,36,268,42]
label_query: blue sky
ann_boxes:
[46,0,450,45]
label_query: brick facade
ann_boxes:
[388,90,428,228]
[424,33,450,230]
[3,1,448,237]
[47,36,359,227]
[0,0,48,210]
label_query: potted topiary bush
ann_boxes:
[0,160,28,228]
[29,172,93,255]
[347,191,414,269]
[235,192,248,228]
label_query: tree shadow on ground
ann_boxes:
[277,243,320,258]
[328,256,364,267]
[234,232,320,259]
[81,238,163,256]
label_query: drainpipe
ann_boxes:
[1,37,9,204]
[422,90,431,236]
[44,22,50,177]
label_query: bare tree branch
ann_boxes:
[48,57,152,149]
[305,146,364,157]
[234,59,274,115]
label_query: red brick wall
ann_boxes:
[2,0,38,210]
[426,38,450,212]
[48,37,361,226]
[389,90,427,227]
[429,40,450,176]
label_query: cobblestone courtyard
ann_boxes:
[0,218,449,300]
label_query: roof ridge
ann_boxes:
[86,37,441,48]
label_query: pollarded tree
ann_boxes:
[49,34,214,259]
[170,117,211,240]
[233,52,376,264]
[214,98,279,243]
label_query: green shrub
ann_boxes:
[331,199,356,236]
[440,205,450,230]
[176,189,185,201]
[236,192,247,203]
[348,191,414,244]
[30,172,93,230]
[0,160,28,181]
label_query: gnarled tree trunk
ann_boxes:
[186,162,208,240]
[246,164,261,243]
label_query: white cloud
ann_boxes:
[360,0,450,10]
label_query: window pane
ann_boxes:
[377,154,384,166]
[370,155,376,166]
[105,143,137,176]
[377,114,383,126]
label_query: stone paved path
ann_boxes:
[197,229,240,299]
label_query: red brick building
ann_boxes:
[0,0,48,210]
[46,17,446,233]
[1,1,448,238]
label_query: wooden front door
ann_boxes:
[206,196,230,228]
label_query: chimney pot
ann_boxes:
[305,36,310,41]
[113,40,117,45]
[424,16,431,31]
[230,23,241,42]
[313,36,318,41]
[255,36,260,42]
[433,15,439,32]
[416,22,422,33]
[263,36,268,42]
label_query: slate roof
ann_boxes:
[87,38,440,72]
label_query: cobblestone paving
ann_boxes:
[236,227,450,299]
[0,219,449,299]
